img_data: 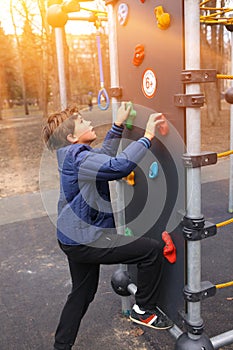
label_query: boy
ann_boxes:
[42,102,176,350]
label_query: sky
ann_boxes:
[0,0,106,35]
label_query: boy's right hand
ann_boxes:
[144,113,165,140]
[115,102,131,126]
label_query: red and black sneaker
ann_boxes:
[130,304,173,330]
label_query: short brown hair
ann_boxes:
[42,105,80,151]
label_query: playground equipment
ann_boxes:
[47,0,108,109]
[47,1,233,349]
[104,0,233,349]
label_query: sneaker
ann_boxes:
[130,304,173,330]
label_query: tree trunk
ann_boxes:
[10,0,29,116]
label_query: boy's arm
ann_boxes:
[77,137,151,182]
[77,112,164,181]
[96,102,131,156]
[95,123,124,157]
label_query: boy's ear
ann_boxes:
[67,134,79,144]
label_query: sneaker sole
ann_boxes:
[129,315,173,330]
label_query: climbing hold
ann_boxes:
[140,0,145,2]
[225,87,233,104]
[149,162,159,179]
[125,101,137,130]
[162,231,177,264]
[156,115,169,136]
[133,44,145,66]
[123,171,135,186]
[125,227,134,237]
[118,3,129,26]
[154,6,171,30]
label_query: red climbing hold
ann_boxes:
[156,115,169,136]
[162,231,177,264]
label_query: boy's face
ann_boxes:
[72,116,97,144]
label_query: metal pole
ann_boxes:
[185,0,203,339]
[55,27,67,109]
[106,3,131,315]
[211,330,233,349]
[228,31,233,212]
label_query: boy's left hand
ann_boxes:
[115,102,131,126]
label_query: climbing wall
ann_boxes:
[113,0,185,322]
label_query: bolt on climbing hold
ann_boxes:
[133,44,145,66]
[149,162,159,179]
[157,114,169,136]
[123,171,135,186]
[126,102,137,130]
[125,227,134,237]
[118,3,129,26]
[154,6,171,30]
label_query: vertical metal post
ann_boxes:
[106,3,131,315]
[184,0,203,339]
[55,27,67,109]
[228,31,233,212]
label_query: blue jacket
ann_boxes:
[56,124,151,245]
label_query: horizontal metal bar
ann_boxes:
[127,283,137,295]
[211,330,233,349]
[168,325,183,340]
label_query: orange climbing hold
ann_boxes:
[133,44,145,66]
[123,171,135,186]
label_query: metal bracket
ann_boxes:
[183,281,216,303]
[183,216,205,229]
[181,69,217,83]
[174,94,204,107]
[183,220,217,241]
[109,87,123,98]
[179,312,204,335]
[182,152,217,168]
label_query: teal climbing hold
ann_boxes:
[149,161,159,179]
[126,101,137,130]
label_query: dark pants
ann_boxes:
[54,233,164,350]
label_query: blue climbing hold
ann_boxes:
[149,162,159,179]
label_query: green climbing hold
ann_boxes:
[126,101,137,130]
[125,227,134,237]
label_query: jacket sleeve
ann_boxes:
[77,138,151,182]
[94,124,124,157]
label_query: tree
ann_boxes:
[20,19,41,104]
[10,0,30,114]
[0,25,19,118]
[200,0,231,125]
[36,0,52,117]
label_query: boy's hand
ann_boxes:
[144,113,165,140]
[115,102,131,126]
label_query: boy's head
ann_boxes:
[42,105,96,151]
